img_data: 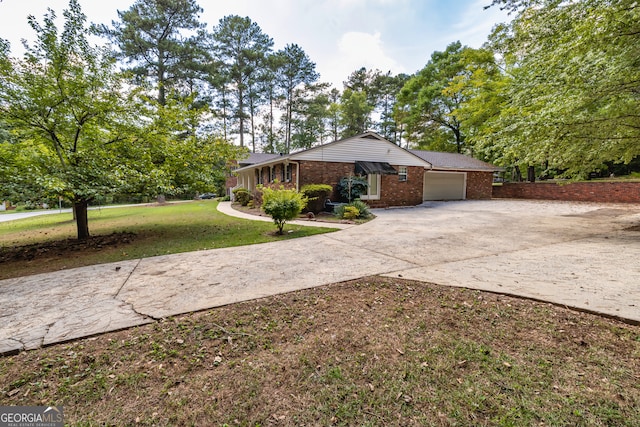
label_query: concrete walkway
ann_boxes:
[1,200,639,355]
[215,202,355,229]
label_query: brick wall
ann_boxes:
[492,181,640,203]
[377,166,424,207]
[298,161,423,207]
[466,171,494,199]
[298,161,353,200]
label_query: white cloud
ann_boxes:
[446,0,512,48]
[320,31,405,88]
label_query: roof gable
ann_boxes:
[289,132,431,167]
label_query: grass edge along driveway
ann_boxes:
[0,200,338,280]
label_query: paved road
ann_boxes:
[0,202,192,223]
[0,209,73,223]
[1,200,639,355]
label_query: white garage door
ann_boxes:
[423,171,466,201]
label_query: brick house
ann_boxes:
[230,132,499,208]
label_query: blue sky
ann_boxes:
[0,0,511,88]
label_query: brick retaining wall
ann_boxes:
[492,181,640,203]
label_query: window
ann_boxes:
[360,174,381,200]
[256,168,263,185]
[270,166,276,182]
[398,166,408,182]
[284,164,292,182]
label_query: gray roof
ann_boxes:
[238,152,282,166]
[233,132,500,173]
[409,150,499,172]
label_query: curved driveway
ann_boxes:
[1,200,639,355]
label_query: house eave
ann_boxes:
[429,166,504,173]
[235,156,292,173]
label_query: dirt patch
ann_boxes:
[1,276,638,425]
[0,232,136,263]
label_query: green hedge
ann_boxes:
[300,184,333,214]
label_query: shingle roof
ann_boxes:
[409,150,499,172]
[238,152,282,166]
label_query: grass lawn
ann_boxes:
[1,277,638,426]
[0,200,338,280]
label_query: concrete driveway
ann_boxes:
[1,199,639,355]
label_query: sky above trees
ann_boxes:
[0,0,511,88]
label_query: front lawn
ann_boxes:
[0,200,338,280]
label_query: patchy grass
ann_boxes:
[0,200,337,280]
[1,277,638,426]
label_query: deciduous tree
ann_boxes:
[395,42,468,153]
[0,1,136,239]
[481,0,640,177]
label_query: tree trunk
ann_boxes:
[454,127,462,153]
[238,86,244,147]
[527,165,536,182]
[158,50,166,106]
[269,91,274,152]
[74,199,90,241]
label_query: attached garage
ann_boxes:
[423,171,466,201]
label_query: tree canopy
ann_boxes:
[473,0,640,177]
[100,0,209,105]
[0,0,242,239]
[395,42,469,153]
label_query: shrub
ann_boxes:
[260,186,308,234]
[300,184,333,213]
[232,188,252,206]
[349,199,371,218]
[335,199,371,220]
[342,206,360,220]
[337,176,368,201]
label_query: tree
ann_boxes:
[0,1,243,240]
[0,1,136,239]
[371,71,410,144]
[135,96,244,198]
[448,46,507,163]
[274,44,320,153]
[100,0,209,106]
[289,83,331,150]
[211,15,273,148]
[326,88,342,142]
[342,67,409,144]
[395,42,468,153]
[258,53,286,153]
[260,185,307,235]
[339,89,374,138]
[344,67,379,107]
[479,0,640,177]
